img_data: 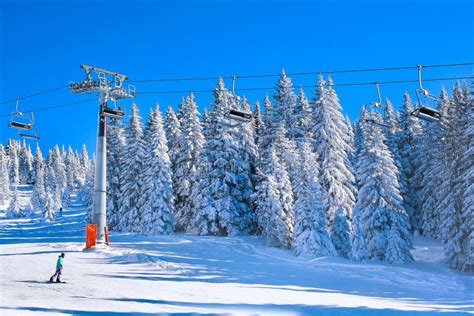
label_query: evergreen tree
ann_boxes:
[82,156,95,224]
[420,89,449,237]
[0,145,10,204]
[273,70,297,132]
[137,106,174,235]
[293,142,335,256]
[397,92,422,232]
[265,149,293,248]
[79,144,90,185]
[442,84,473,271]
[191,81,255,236]
[253,100,263,151]
[311,76,355,257]
[106,118,126,230]
[117,103,146,232]
[31,145,47,212]
[288,88,312,143]
[353,112,412,263]
[174,94,204,231]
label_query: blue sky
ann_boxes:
[0,0,473,154]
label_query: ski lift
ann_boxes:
[101,100,125,119]
[8,98,34,131]
[224,109,253,123]
[369,82,382,108]
[411,65,441,122]
[19,132,40,141]
[365,118,391,128]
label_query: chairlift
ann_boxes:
[224,109,253,123]
[365,119,391,128]
[101,100,125,119]
[411,105,441,122]
[8,98,34,131]
[411,65,441,122]
[369,83,382,108]
[19,132,41,141]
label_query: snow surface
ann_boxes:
[1,203,473,315]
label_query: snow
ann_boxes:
[1,205,473,315]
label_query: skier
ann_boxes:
[59,207,63,216]
[49,253,65,283]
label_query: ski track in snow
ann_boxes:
[0,204,473,316]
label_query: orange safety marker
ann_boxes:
[85,224,97,249]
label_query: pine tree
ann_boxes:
[164,106,181,168]
[82,155,95,224]
[0,145,10,204]
[397,92,423,232]
[288,88,312,143]
[31,145,47,212]
[442,84,473,271]
[273,70,297,132]
[191,81,255,236]
[117,103,146,232]
[311,76,355,257]
[7,142,22,217]
[353,112,412,263]
[174,94,204,231]
[106,118,126,231]
[293,142,335,256]
[265,149,293,248]
[137,106,174,235]
[79,144,90,185]
[253,100,263,151]
[420,89,449,237]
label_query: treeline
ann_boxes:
[0,71,472,272]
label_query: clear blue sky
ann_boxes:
[1,0,473,154]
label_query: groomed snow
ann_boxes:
[1,204,473,315]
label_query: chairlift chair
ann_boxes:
[8,98,34,131]
[411,65,442,122]
[19,133,40,141]
[224,109,253,123]
[369,83,382,109]
[101,100,125,119]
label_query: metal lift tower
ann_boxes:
[69,65,135,246]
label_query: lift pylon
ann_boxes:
[69,65,135,248]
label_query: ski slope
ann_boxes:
[0,203,473,316]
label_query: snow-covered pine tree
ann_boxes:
[63,146,76,206]
[164,106,181,168]
[293,142,335,256]
[82,155,95,224]
[79,144,90,185]
[18,140,33,184]
[264,148,294,248]
[354,111,412,263]
[117,103,146,232]
[397,92,423,232]
[43,192,55,222]
[106,118,126,231]
[31,145,47,213]
[9,140,20,187]
[191,80,255,236]
[0,145,10,205]
[253,100,263,151]
[273,70,297,133]
[419,89,449,237]
[442,83,473,272]
[174,94,204,232]
[311,75,355,257]
[137,106,174,235]
[50,145,67,207]
[288,88,312,143]
[7,142,22,217]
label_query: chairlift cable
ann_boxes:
[0,75,472,119]
[0,62,472,104]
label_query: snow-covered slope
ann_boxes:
[0,204,473,315]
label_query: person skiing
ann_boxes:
[49,253,65,283]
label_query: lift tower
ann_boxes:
[69,65,135,246]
